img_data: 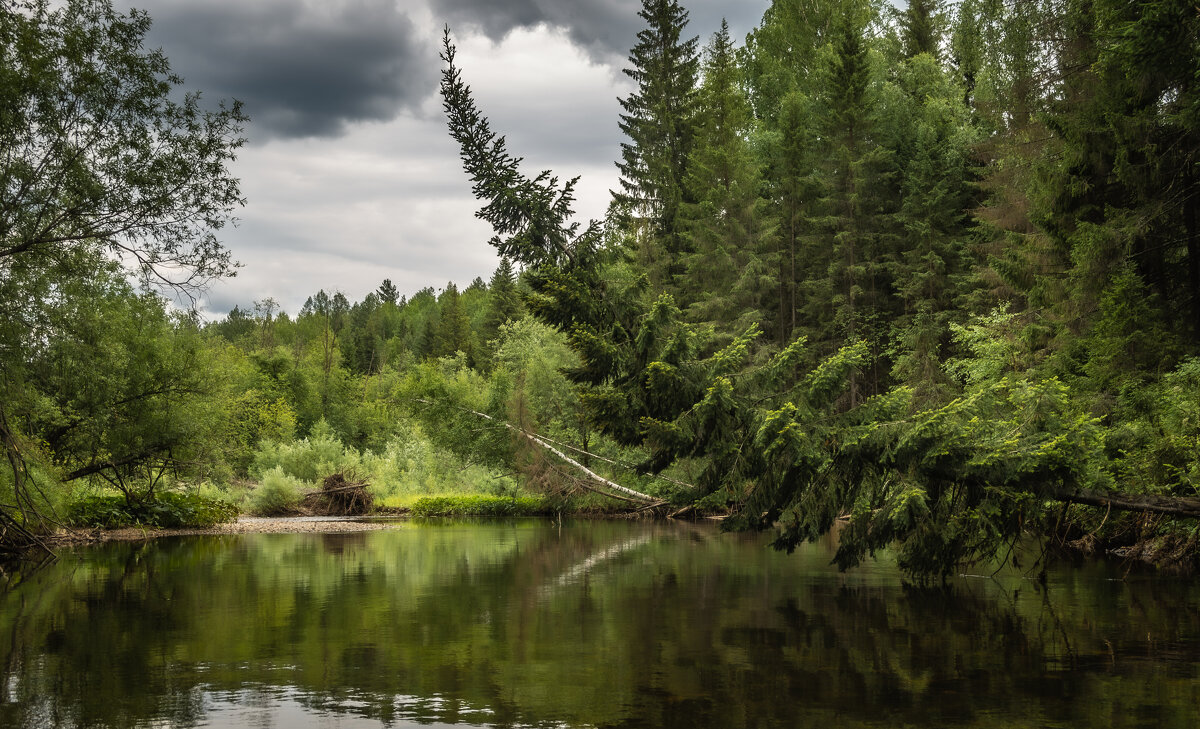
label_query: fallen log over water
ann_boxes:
[1050,486,1200,518]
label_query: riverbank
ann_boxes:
[46,516,407,546]
[37,512,1198,575]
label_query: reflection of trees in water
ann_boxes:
[0,527,1198,728]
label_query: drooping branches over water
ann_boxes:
[440,0,1200,579]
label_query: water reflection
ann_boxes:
[0,520,1198,728]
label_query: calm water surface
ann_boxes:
[0,519,1197,728]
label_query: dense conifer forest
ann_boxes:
[3,0,1200,577]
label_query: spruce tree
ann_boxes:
[1098,0,1200,341]
[770,92,816,346]
[678,21,773,339]
[804,5,895,403]
[614,0,700,290]
[900,0,942,59]
[434,282,472,362]
[889,53,977,401]
[483,258,523,338]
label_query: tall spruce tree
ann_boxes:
[614,0,700,290]
[888,53,977,400]
[900,0,942,58]
[678,21,773,338]
[478,257,524,368]
[768,91,820,346]
[1098,0,1200,341]
[804,4,895,402]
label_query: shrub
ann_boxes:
[249,466,304,516]
[251,418,358,483]
[67,492,239,528]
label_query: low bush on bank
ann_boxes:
[248,466,304,515]
[252,419,520,507]
[67,492,239,528]
[410,494,551,517]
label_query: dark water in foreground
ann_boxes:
[1,520,1198,728]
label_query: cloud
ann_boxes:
[454,27,630,168]
[123,0,435,140]
[194,23,626,318]
[106,1,773,318]
[433,0,770,65]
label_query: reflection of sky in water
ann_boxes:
[191,688,524,729]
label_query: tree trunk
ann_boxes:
[1185,182,1199,341]
[1050,485,1200,518]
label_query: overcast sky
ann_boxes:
[110,0,771,317]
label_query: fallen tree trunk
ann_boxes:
[1050,486,1200,518]
[415,399,660,505]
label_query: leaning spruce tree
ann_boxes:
[441,22,1200,581]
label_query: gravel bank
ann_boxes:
[49,516,406,546]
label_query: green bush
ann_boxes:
[250,417,521,507]
[251,418,358,483]
[249,466,304,515]
[409,494,551,517]
[67,492,239,528]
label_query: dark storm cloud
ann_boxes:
[125,0,434,139]
[434,0,769,64]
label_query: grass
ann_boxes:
[409,494,553,517]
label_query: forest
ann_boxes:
[2,0,1200,579]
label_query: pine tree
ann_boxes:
[377,278,399,306]
[614,0,700,290]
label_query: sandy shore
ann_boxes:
[48,516,406,546]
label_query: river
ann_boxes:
[0,519,1197,728]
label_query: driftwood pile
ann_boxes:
[302,473,373,516]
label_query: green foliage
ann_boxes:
[0,0,245,284]
[943,305,1025,386]
[678,21,774,338]
[251,419,355,483]
[613,0,700,289]
[0,0,245,547]
[20,0,1200,581]
[67,491,238,528]
[11,259,229,501]
[409,495,551,517]
[248,467,304,516]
